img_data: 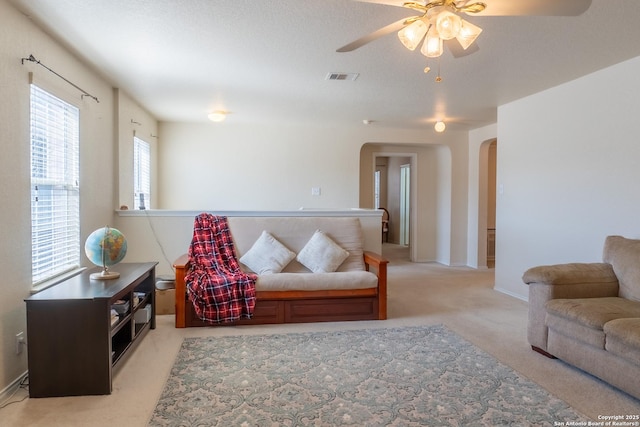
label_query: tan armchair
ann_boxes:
[522,235,640,400]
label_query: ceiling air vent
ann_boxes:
[326,72,359,81]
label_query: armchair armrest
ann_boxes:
[364,251,389,320]
[523,263,618,288]
[522,262,619,352]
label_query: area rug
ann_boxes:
[149,325,584,426]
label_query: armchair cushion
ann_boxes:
[545,297,640,349]
[604,318,640,366]
[546,297,640,330]
[603,235,640,301]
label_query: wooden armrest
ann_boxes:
[363,251,388,268]
[173,254,190,328]
[363,251,388,320]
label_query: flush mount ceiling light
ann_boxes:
[208,110,228,122]
[434,121,446,132]
[337,0,592,65]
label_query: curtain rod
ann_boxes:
[21,54,99,103]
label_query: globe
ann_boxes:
[85,226,127,280]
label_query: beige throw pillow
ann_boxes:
[297,230,349,273]
[240,231,295,274]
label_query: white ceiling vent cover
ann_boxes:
[326,72,359,81]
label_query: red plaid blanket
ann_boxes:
[185,213,257,323]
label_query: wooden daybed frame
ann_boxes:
[173,252,388,327]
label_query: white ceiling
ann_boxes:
[9,0,640,130]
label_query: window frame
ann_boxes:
[133,136,151,210]
[30,83,81,288]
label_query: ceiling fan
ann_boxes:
[337,0,592,60]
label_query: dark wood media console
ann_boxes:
[25,262,157,397]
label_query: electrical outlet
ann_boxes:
[15,332,25,355]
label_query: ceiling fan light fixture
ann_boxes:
[421,25,443,58]
[456,19,483,50]
[398,19,428,51]
[435,10,462,40]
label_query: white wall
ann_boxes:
[494,55,640,300]
[0,0,157,394]
[159,122,365,210]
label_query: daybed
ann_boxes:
[173,216,388,328]
[523,235,640,400]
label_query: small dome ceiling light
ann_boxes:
[434,121,446,132]
[208,110,228,122]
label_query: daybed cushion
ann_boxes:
[256,271,378,292]
[296,230,349,273]
[545,297,640,348]
[604,318,640,366]
[239,231,295,274]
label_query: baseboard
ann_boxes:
[493,286,528,302]
[0,371,28,404]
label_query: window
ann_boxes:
[30,85,80,285]
[133,136,150,210]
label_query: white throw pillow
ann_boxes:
[297,230,349,273]
[240,231,295,274]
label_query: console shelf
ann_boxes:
[25,262,157,397]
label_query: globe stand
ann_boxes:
[90,266,120,280]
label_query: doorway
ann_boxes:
[486,141,497,268]
[399,164,410,246]
[372,154,415,260]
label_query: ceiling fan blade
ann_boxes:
[353,0,409,7]
[337,18,410,52]
[446,39,479,58]
[468,0,592,16]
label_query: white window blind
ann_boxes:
[30,84,80,285]
[133,136,151,210]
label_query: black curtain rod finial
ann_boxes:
[21,54,38,65]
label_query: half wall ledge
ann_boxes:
[115,208,382,218]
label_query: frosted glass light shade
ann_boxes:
[421,26,443,58]
[208,111,227,122]
[435,11,462,40]
[434,121,446,132]
[456,19,483,50]
[398,19,428,51]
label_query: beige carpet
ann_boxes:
[2,244,639,426]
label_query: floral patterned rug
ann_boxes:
[149,325,584,426]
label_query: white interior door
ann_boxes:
[400,164,410,246]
